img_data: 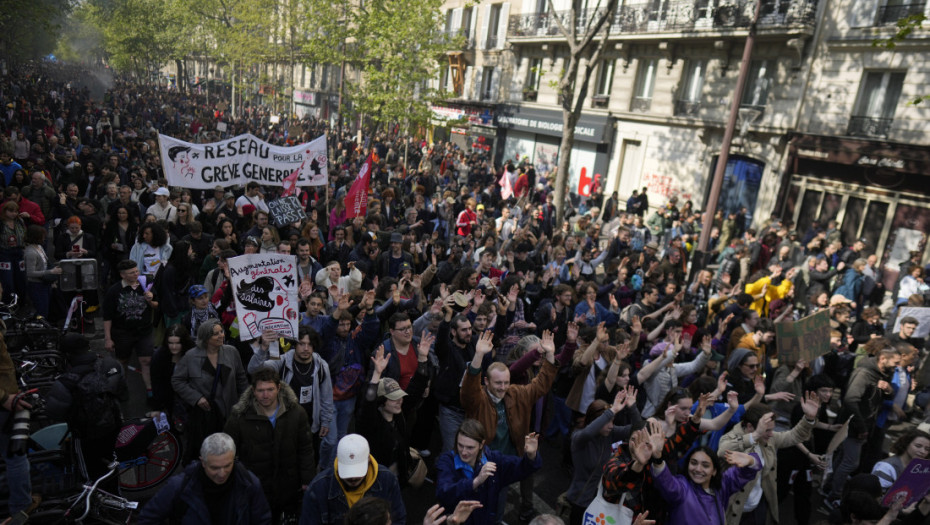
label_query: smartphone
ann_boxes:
[72,244,80,252]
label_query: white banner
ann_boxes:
[228,253,300,341]
[158,132,328,189]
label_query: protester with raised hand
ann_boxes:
[460,329,557,522]
[632,421,761,525]
[717,391,821,524]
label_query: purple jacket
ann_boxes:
[652,453,761,525]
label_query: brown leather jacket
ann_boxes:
[460,359,557,455]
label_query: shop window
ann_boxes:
[849,71,905,138]
[676,59,705,116]
[740,60,771,112]
[841,197,867,245]
[632,58,657,111]
[796,190,822,236]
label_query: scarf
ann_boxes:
[190,305,219,338]
[335,455,379,508]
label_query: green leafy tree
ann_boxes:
[301,0,458,130]
[0,0,72,63]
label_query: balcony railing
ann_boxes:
[631,96,652,112]
[847,116,894,138]
[508,0,818,38]
[674,99,701,116]
[876,2,926,25]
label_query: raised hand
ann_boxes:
[371,345,390,376]
[767,391,796,403]
[701,334,713,355]
[507,284,519,304]
[472,289,485,309]
[475,330,494,356]
[629,430,652,466]
[566,321,579,343]
[724,450,756,468]
[418,331,435,360]
[596,322,609,344]
[752,412,775,442]
[450,501,483,525]
[753,374,766,397]
[647,420,666,458]
[631,315,643,333]
[540,330,556,358]
[624,386,638,408]
[632,511,656,525]
[616,341,632,361]
[611,389,627,414]
[800,391,822,419]
[727,390,739,411]
[362,289,376,310]
[694,392,715,420]
[609,294,619,310]
[716,371,729,395]
[664,405,678,430]
[474,461,497,487]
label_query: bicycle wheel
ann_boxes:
[118,430,183,496]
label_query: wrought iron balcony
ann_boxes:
[876,2,926,25]
[847,116,894,138]
[631,96,652,112]
[674,99,701,116]
[508,0,818,39]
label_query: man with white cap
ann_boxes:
[146,186,177,222]
[300,434,406,525]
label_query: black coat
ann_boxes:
[223,383,315,513]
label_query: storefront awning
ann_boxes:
[790,133,930,175]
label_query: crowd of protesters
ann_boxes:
[2,60,930,525]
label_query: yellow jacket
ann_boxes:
[745,276,792,317]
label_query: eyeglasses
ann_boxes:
[743,363,759,369]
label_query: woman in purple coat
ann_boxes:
[630,421,761,525]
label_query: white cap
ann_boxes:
[154,187,170,196]
[336,434,369,479]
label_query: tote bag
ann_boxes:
[582,481,634,525]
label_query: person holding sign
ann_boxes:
[872,429,930,490]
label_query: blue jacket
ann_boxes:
[435,447,541,525]
[574,300,619,327]
[299,465,405,525]
[318,313,381,383]
[137,461,271,525]
[834,268,864,303]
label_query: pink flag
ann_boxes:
[499,169,513,200]
[346,154,373,218]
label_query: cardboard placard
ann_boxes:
[775,309,831,364]
[882,458,930,509]
[228,253,300,341]
[267,196,306,227]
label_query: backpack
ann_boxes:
[69,358,123,439]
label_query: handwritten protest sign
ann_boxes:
[775,310,831,364]
[158,132,327,189]
[882,458,930,508]
[893,307,930,340]
[267,196,306,227]
[228,253,300,341]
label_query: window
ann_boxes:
[462,7,474,38]
[878,0,927,25]
[849,71,905,137]
[486,4,502,49]
[676,60,705,115]
[300,66,306,87]
[741,60,771,110]
[525,58,542,101]
[445,10,455,33]
[481,66,495,100]
[596,59,615,96]
[632,58,657,111]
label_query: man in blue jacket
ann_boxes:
[436,419,541,525]
[300,434,406,525]
[137,432,271,525]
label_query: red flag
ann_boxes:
[281,165,301,197]
[577,167,592,197]
[346,153,373,218]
